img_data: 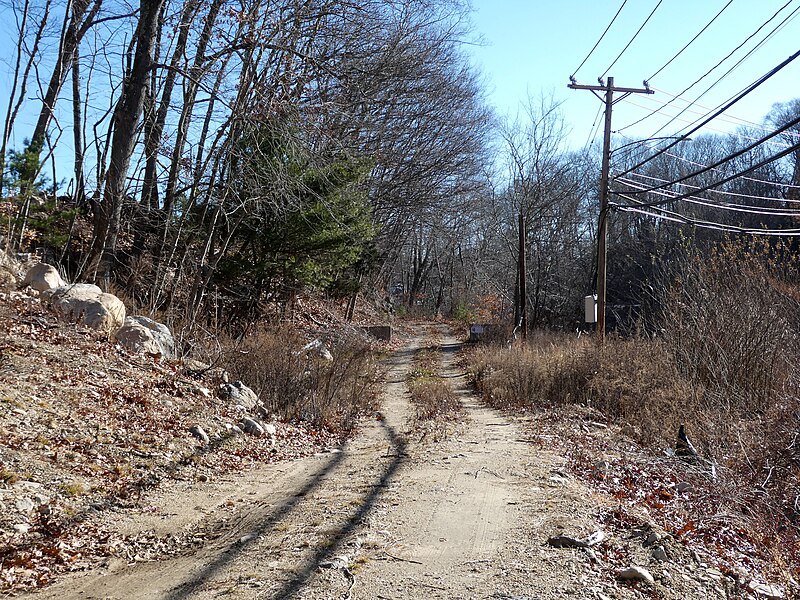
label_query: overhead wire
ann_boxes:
[645,0,735,82]
[615,177,800,216]
[616,0,795,133]
[583,103,606,149]
[613,199,800,236]
[612,132,800,191]
[645,3,800,140]
[648,86,800,138]
[613,135,800,209]
[613,46,800,180]
[616,96,795,150]
[622,172,800,203]
[571,0,628,79]
[617,110,800,195]
[601,0,664,78]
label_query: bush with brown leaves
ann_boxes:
[219,327,379,433]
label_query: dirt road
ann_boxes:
[26,324,722,599]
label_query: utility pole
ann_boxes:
[568,76,653,342]
[518,211,527,340]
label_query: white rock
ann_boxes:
[21,263,65,292]
[219,381,259,410]
[748,581,784,599]
[15,497,35,513]
[44,284,126,333]
[114,316,175,358]
[263,423,277,437]
[651,545,668,562]
[13,523,31,535]
[240,417,265,437]
[618,566,655,584]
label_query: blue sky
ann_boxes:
[469,0,800,149]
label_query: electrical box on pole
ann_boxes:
[584,295,597,324]
[568,76,653,343]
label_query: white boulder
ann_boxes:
[114,316,175,359]
[43,284,126,333]
[219,381,259,410]
[21,263,65,292]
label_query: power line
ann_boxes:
[614,47,800,179]
[601,0,664,78]
[583,103,606,150]
[646,0,734,82]
[617,0,795,133]
[571,0,628,79]
[622,172,800,202]
[645,3,800,140]
[641,148,800,191]
[614,200,800,236]
[617,96,794,150]
[613,135,800,209]
[616,177,800,216]
[616,109,800,194]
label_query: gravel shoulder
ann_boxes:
[13,322,738,600]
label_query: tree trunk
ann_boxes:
[90,0,165,284]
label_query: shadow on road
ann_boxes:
[165,414,408,600]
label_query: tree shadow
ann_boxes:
[164,416,408,600]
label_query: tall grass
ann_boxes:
[470,239,800,528]
[217,327,379,432]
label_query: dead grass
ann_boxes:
[217,326,379,433]
[408,345,463,441]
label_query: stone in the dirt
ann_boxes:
[676,424,699,459]
[263,423,277,436]
[747,581,784,599]
[651,545,668,562]
[219,381,259,410]
[21,262,65,292]
[225,423,243,436]
[44,284,126,333]
[240,417,265,437]
[548,530,605,548]
[644,531,661,546]
[15,497,35,513]
[189,425,210,444]
[114,316,175,359]
[618,566,655,584]
[13,523,31,535]
[675,481,693,493]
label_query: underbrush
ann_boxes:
[469,241,800,586]
[408,347,463,441]
[215,327,379,433]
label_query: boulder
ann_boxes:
[44,284,126,333]
[240,417,265,437]
[21,263,65,292]
[114,316,175,359]
[219,381,259,410]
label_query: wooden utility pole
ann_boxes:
[518,211,527,340]
[568,76,653,342]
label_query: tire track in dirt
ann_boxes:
[25,323,718,600]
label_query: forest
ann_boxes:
[2,0,800,593]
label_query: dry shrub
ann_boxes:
[471,334,693,445]
[219,327,378,432]
[409,379,460,422]
[472,239,800,540]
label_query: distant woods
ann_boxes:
[2,0,800,332]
